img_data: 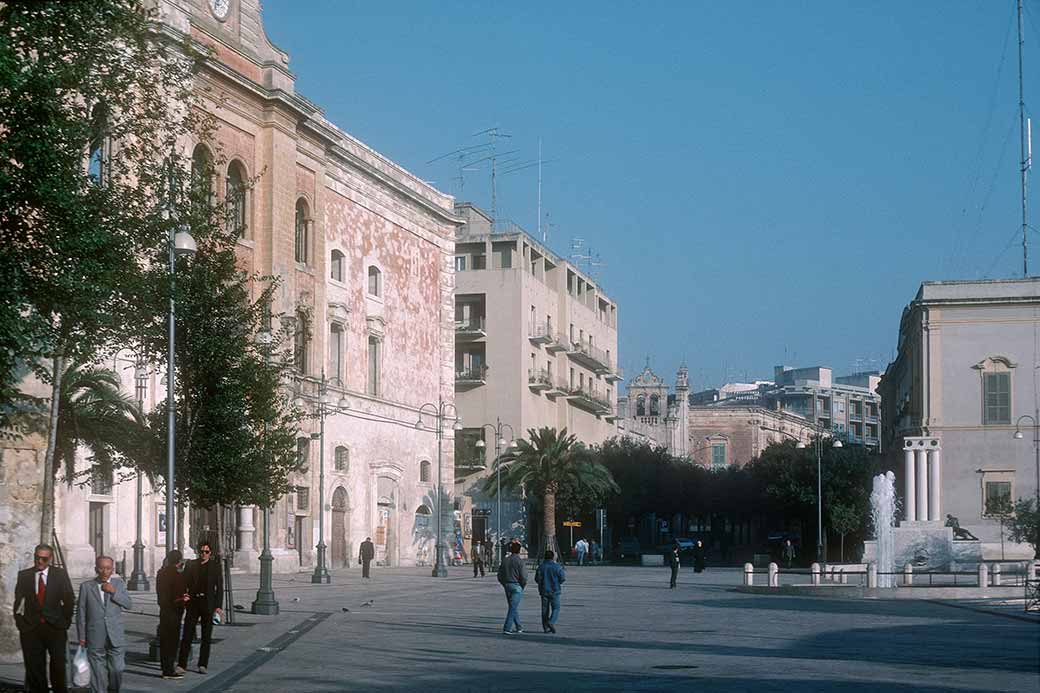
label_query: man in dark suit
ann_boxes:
[12,543,75,693]
[358,537,375,579]
[177,541,223,675]
[156,550,189,679]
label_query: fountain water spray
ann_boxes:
[870,471,897,588]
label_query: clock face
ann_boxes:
[209,0,231,21]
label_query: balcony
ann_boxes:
[546,377,568,399]
[565,385,612,415]
[567,339,611,372]
[455,317,487,341]
[528,323,553,345]
[455,365,488,390]
[604,365,624,383]
[545,332,570,354]
[528,368,552,392]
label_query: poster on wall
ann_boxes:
[156,507,167,547]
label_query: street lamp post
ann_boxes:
[295,371,349,584]
[252,326,279,613]
[764,425,841,564]
[164,161,197,555]
[1012,411,1040,559]
[416,400,462,578]
[474,419,516,568]
[128,360,149,591]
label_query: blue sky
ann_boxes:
[264,0,1038,392]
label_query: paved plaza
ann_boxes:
[1,565,1037,692]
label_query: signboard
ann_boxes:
[596,509,605,529]
[563,521,582,527]
[473,508,492,517]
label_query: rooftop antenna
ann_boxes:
[427,142,491,196]
[538,139,542,243]
[1019,0,1031,276]
[473,127,512,221]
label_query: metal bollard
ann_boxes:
[1029,560,1038,581]
[867,562,878,588]
[903,563,913,586]
[839,568,848,585]
[743,562,754,587]
[978,563,988,589]
[811,562,821,586]
[992,563,1002,586]
[768,562,779,588]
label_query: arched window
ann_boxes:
[649,395,661,416]
[330,249,345,282]
[295,198,309,264]
[87,103,109,185]
[334,445,349,473]
[332,487,348,511]
[414,504,432,531]
[419,460,431,483]
[367,266,382,297]
[636,395,646,417]
[191,144,214,210]
[294,309,310,374]
[225,161,248,237]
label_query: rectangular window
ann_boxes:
[473,254,486,270]
[296,437,310,469]
[368,336,380,396]
[711,444,726,468]
[330,324,343,382]
[984,481,1012,515]
[983,372,1011,424]
[296,486,309,511]
[454,256,467,272]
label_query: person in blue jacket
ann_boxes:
[534,550,566,633]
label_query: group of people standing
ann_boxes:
[12,541,222,692]
[572,537,602,565]
[668,539,707,589]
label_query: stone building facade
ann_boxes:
[880,278,1040,558]
[8,0,461,581]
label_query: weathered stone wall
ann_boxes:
[0,445,43,662]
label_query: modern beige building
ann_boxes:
[451,204,621,546]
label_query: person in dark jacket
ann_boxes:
[472,539,485,578]
[693,540,706,573]
[668,545,681,588]
[496,541,527,634]
[13,544,75,693]
[156,550,188,679]
[359,537,375,578]
[534,550,566,633]
[781,539,796,569]
[177,541,223,674]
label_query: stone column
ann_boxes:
[915,449,929,523]
[904,446,916,522]
[237,505,256,550]
[927,448,941,521]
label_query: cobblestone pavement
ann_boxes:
[1,565,1037,692]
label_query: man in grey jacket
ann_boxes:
[77,556,133,692]
[496,540,527,634]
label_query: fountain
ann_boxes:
[870,471,897,588]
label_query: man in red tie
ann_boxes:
[13,544,75,693]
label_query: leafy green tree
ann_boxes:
[485,427,619,561]
[0,0,205,542]
[1003,498,1039,559]
[828,501,861,562]
[986,494,1014,561]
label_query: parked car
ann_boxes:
[617,537,641,559]
[656,537,697,560]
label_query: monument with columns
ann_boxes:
[864,436,981,571]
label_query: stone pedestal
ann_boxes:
[233,505,259,572]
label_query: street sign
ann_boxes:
[473,508,492,517]
[563,521,582,527]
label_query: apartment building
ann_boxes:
[765,366,882,447]
[452,204,620,547]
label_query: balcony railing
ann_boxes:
[455,365,488,389]
[455,317,487,340]
[528,323,554,345]
[528,368,553,391]
[565,384,612,415]
[604,365,624,383]
[567,339,611,372]
[545,332,571,354]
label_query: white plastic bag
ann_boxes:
[72,645,90,687]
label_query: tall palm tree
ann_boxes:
[38,361,152,537]
[485,427,619,562]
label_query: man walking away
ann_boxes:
[177,541,223,675]
[575,538,588,566]
[497,540,527,634]
[13,543,75,693]
[472,539,485,578]
[77,556,132,692]
[359,537,375,579]
[782,539,796,569]
[535,550,566,633]
[157,550,188,679]
[668,545,681,589]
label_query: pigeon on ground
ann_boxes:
[292,597,301,602]
[233,604,246,611]
[360,600,373,607]
[341,607,350,612]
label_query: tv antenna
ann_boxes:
[426,141,491,196]
[570,237,605,275]
[473,127,512,221]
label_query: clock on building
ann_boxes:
[209,0,231,21]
